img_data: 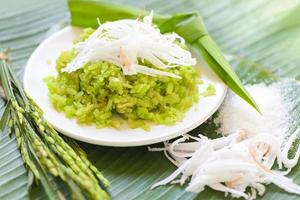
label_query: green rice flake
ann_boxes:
[201,83,216,97]
[45,28,214,130]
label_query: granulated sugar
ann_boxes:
[214,83,290,137]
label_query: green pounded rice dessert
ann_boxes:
[45,28,214,130]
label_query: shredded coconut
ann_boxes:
[62,12,196,78]
[151,82,300,199]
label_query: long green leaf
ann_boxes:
[68,0,260,112]
[0,102,11,131]
[68,0,168,27]
[194,36,259,110]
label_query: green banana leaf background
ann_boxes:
[1,0,300,199]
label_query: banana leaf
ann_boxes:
[1,0,300,200]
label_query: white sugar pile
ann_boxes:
[214,83,291,138]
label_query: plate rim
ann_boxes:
[23,26,227,147]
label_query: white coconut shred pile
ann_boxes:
[150,82,300,199]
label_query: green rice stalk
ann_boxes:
[0,56,110,200]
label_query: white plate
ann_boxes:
[24,26,227,147]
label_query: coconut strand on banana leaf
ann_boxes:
[68,0,260,112]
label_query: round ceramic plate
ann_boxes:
[24,26,227,147]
